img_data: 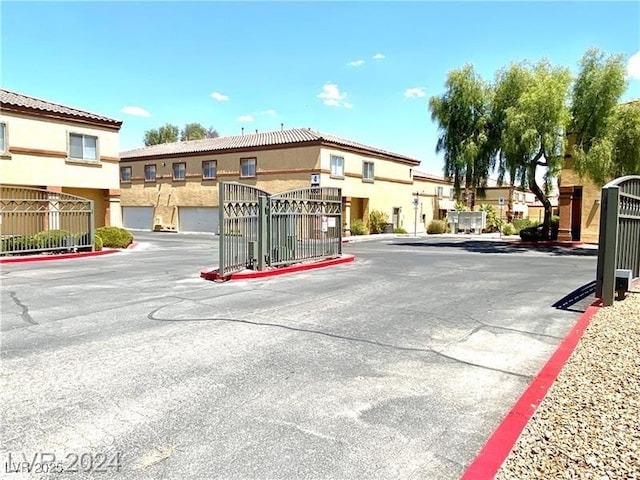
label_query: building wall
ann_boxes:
[318,147,422,231]
[0,111,121,228]
[559,157,602,243]
[120,145,321,229]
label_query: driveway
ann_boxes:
[0,233,596,479]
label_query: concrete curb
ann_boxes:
[461,299,602,479]
[0,241,138,264]
[200,254,355,281]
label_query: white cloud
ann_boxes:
[627,51,640,80]
[260,109,276,116]
[121,106,151,117]
[347,60,365,67]
[210,91,229,101]
[404,87,426,99]
[373,53,385,60]
[317,83,351,108]
[237,114,254,122]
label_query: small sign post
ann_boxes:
[498,197,505,238]
[310,173,320,187]
[413,196,419,237]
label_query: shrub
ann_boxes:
[32,229,74,249]
[95,226,133,248]
[427,220,446,234]
[94,235,103,251]
[349,219,369,236]
[502,223,516,236]
[512,218,537,233]
[454,201,468,211]
[368,210,389,234]
[393,227,408,234]
[519,216,560,242]
[479,204,504,233]
[1,235,34,253]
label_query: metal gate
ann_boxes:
[0,186,94,255]
[596,175,640,306]
[219,183,342,277]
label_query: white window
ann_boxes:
[449,188,455,199]
[437,186,444,199]
[203,160,216,179]
[362,161,374,182]
[330,155,344,177]
[173,162,186,180]
[240,158,256,177]
[69,133,97,160]
[120,166,132,182]
[0,123,6,152]
[144,164,156,182]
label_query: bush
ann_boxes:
[512,218,537,233]
[349,219,369,236]
[427,220,447,234]
[479,204,504,233]
[368,210,389,234]
[393,227,408,234]
[95,226,133,248]
[1,235,34,253]
[32,229,74,249]
[502,223,516,236]
[519,216,560,241]
[94,235,103,251]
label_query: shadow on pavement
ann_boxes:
[391,239,598,257]
[552,281,597,313]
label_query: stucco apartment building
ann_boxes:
[119,128,453,234]
[0,88,123,228]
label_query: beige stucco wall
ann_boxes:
[0,110,122,228]
[120,145,321,229]
[0,111,120,189]
[318,147,423,232]
[560,157,602,243]
[121,144,432,232]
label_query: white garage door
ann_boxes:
[122,206,154,231]
[178,207,219,233]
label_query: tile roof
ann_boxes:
[120,128,420,164]
[0,88,122,126]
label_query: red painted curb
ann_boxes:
[0,248,119,264]
[513,240,585,247]
[201,254,355,281]
[461,299,602,480]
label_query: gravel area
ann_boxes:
[497,290,640,479]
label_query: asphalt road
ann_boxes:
[0,232,597,479]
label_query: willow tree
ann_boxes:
[570,48,629,185]
[502,60,572,239]
[492,63,530,222]
[429,64,495,206]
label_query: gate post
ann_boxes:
[88,200,95,251]
[258,195,268,271]
[219,182,225,276]
[597,186,620,307]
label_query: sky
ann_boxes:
[2,1,639,176]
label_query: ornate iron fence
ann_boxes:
[218,182,342,277]
[269,187,342,267]
[596,175,640,306]
[0,186,94,255]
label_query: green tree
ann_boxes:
[569,49,631,185]
[492,63,530,222]
[429,64,496,206]
[180,123,208,141]
[501,60,572,239]
[144,123,179,146]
